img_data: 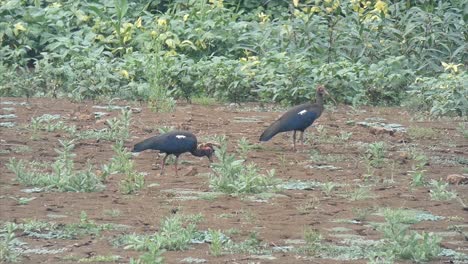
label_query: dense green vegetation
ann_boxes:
[0,0,466,115]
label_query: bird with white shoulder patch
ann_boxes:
[259,85,336,151]
[132,131,218,176]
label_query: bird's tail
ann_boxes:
[132,137,157,152]
[259,121,282,142]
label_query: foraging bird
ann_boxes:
[259,85,335,150]
[132,131,217,176]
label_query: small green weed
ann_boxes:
[410,170,426,187]
[364,142,386,168]
[352,207,373,222]
[429,179,457,201]
[321,182,337,196]
[301,228,323,256]
[337,131,353,141]
[7,211,119,241]
[10,196,36,205]
[74,255,122,263]
[100,141,145,194]
[0,223,22,263]
[223,232,268,255]
[348,186,375,201]
[29,114,76,139]
[208,229,224,256]
[129,241,165,264]
[236,137,253,160]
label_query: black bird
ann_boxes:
[132,131,217,176]
[259,85,335,150]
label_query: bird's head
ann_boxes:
[316,85,337,104]
[197,142,219,162]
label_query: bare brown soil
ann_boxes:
[1,97,467,263]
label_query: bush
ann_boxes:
[407,70,467,117]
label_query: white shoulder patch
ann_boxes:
[298,110,307,115]
[175,135,186,139]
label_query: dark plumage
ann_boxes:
[132,131,217,176]
[259,85,334,150]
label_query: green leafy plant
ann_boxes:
[429,179,457,201]
[410,170,427,187]
[0,223,22,263]
[321,182,337,196]
[300,228,323,256]
[377,208,443,262]
[365,142,386,168]
[236,137,253,160]
[118,214,201,254]
[209,144,279,194]
[208,229,224,256]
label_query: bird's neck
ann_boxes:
[315,93,324,107]
[191,148,208,157]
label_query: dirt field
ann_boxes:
[1,97,467,263]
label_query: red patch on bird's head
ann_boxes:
[198,142,219,151]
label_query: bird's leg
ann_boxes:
[160,154,168,176]
[300,131,305,149]
[292,131,297,151]
[174,156,179,176]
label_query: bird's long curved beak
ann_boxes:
[323,89,337,105]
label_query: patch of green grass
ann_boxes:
[408,126,437,140]
[209,143,280,194]
[103,209,121,218]
[4,211,122,241]
[76,255,122,263]
[348,186,375,201]
[309,149,345,163]
[223,232,269,255]
[375,208,444,224]
[429,179,457,201]
[7,140,104,192]
[192,96,218,106]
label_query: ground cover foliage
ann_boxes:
[0,0,466,115]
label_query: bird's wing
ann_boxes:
[259,103,314,141]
